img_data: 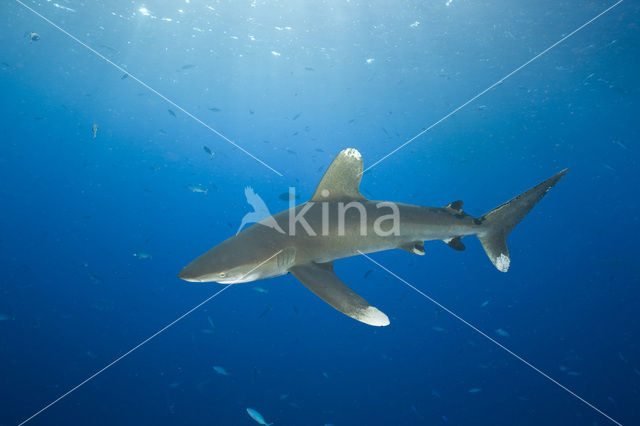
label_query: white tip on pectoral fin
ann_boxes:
[356,306,390,327]
[495,253,510,272]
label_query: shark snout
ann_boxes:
[178,264,203,282]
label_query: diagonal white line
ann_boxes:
[18,249,283,425]
[14,0,283,177]
[357,250,623,426]
[17,286,232,426]
[361,0,624,175]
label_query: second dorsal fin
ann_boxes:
[445,200,463,212]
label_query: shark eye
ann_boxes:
[218,272,227,278]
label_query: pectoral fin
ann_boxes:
[289,262,390,326]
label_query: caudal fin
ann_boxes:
[477,169,568,272]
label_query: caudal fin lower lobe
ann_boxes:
[478,169,568,272]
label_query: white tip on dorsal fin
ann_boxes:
[311,148,366,201]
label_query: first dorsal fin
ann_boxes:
[311,148,366,201]
[446,200,463,212]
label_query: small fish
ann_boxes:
[567,371,581,376]
[98,44,119,53]
[181,64,196,69]
[203,145,214,159]
[279,394,289,400]
[168,382,181,388]
[480,300,489,307]
[246,408,272,425]
[618,352,627,363]
[0,314,10,321]
[292,113,301,121]
[187,185,208,194]
[207,316,215,330]
[165,391,175,415]
[410,404,419,417]
[612,139,628,150]
[213,366,228,376]
[28,32,40,42]
[92,123,98,139]
[468,388,482,393]
[259,304,273,318]
[304,67,315,71]
[633,368,640,377]
[168,109,176,117]
[286,148,297,154]
[314,148,324,152]
[208,107,221,112]
[495,328,510,337]
[253,286,268,294]
[363,269,373,279]
[279,192,300,201]
[322,372,329,379]
[249,109,255,115]
[121,73,129,80]
[602,163,616,171]
[133,251,152,260]
[432,326,445,332]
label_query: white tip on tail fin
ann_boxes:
[477,169,567,272]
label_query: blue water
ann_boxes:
[1,1,639,425]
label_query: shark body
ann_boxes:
[179,148,567,326]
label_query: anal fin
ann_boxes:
[289,262,390,326]
[446,236,466,251]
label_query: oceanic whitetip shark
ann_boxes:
[179,148,567,326]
